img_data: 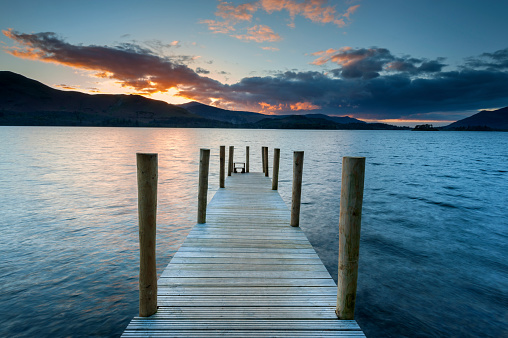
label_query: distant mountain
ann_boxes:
[444,106,508,131]
[0,71,223,127]
[272,113,365,124]
[178,101,266,124]
[251,115,407,130]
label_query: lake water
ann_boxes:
[0,126,506,337]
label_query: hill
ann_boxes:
[250,115,407,130]
[444,107,508,131]
[178,101,266,124]
[0,71,222,127]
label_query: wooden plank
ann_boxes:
[122,172,364,337]
[169,257,323,264]
[172,251,321,259]
[152,306,340,318]
[125,319,361,330]
[122,331,365,337]
[157,277,337,287]
[157,286,337,296]
[160,270,332,278]
[163,263,328,271]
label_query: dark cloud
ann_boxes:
[465,47,508,70]
[3,29,508,120]
[314,47,447,80]
[195,67,210,74]
[3,29,222,95]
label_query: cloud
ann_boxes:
[202,0,360,42]
[232,25,282,43]
[261,46,280,51]
[55,84,79,90]
[195,67,210,74]
[259,0,359,27]
[465,48,508,70]
[215,1,259,21]
[3,29,223,96]
[200,19,236,34]
[4,29,508,121]
[312,47,447,79]
[259,101,321,114]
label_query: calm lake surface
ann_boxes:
[0,126,506,337]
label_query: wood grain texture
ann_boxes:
[122,172,364,337]
[136,153,158,317]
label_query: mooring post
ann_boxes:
[261,146,265,173]
[336,156,366,320]
[264,147,269,177]
[197,149,210,224]
[136,153,158,317]
[272,148,280,190]
[228,146,234,176]
[290,151,304,227]
[220,146,225,188]
[246,146,250,173]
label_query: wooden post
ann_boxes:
[246,146,250,173]
[219,146,225,188]
[136,153,158,317]
[336,157,366,320]
[264,147,269,177]
[272,148,280,190]
[228,146,234,176]
[290,151,304,227]
[197,149,210,224]
[261,146,265,173]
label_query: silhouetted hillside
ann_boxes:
[250,115,408,130]
[0,71,217,127]
[444,107,508,130]
[179,101,266,124]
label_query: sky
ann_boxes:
[1,0,508,126]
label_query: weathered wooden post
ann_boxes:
[246,146,250,173]
[219,145,225,188]
[197,149,210,224]
[272,148,280,190]
[228,146,234,176]
[264,146,269,177]
[336,157,366,320]
[136,153,158,317]
[261,146,265,173]
[290,151,304,227]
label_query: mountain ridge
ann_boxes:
[443,107,508,130]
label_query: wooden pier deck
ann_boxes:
[122,172,365,337]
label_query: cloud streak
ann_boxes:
[202,0,360,42]
[232,25,281,42]
[4,29,508,120]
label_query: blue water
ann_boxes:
[0,127,506,337]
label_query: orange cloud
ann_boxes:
[259,0,359,27]
[215,1,259,21]
[2,29,222,96]
[290,101,321,111]
[202,1,360,41]
[200,19,236,34]
[258,101,321,114]
[311,46,365,66]
[54,84,79,90]
[232,25,282,43]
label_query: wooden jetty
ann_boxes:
[123,149,365,337]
